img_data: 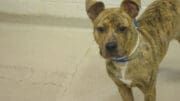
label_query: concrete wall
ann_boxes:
[0,0,154,18]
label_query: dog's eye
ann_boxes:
[96,27,106,33]
[117,26,128,33]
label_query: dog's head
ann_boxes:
[86,0,141,60]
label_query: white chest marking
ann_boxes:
[114,62,132,85]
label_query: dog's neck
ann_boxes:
[129,26,140,57]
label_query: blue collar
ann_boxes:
[112,19,139,63]
[133,19,139,30]
[112,57,130,62]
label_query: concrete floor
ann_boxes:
[0,22,180,101]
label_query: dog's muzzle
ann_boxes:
[105,41,117,52]
[112,19,140,63]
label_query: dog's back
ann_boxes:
[139,0,179,39]
[138,0,180,62]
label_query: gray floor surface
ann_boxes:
[0,22,180,101]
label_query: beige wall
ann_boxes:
[0,0,154,18]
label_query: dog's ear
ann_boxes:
[121,0,141,18]
[86,0,105,21]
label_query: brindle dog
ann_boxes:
[86,0,180,101]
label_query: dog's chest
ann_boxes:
[113,62,132,86]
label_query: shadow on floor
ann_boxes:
[0,12,91,28]
[159,67,180,82]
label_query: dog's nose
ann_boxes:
[106,42,117,52]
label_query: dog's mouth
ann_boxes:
[100,49,127,59]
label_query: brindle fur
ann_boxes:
[86,0,180,101]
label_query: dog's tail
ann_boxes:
[174,0,180,43]
[175,33,180,43]
[174,14,180,43]
[175,20,180,43]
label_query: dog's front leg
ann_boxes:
[144,84,156,101]
[139,70,157,101]
[115,81,134,101]
[138,81,156,101]
[106,62,134,101]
